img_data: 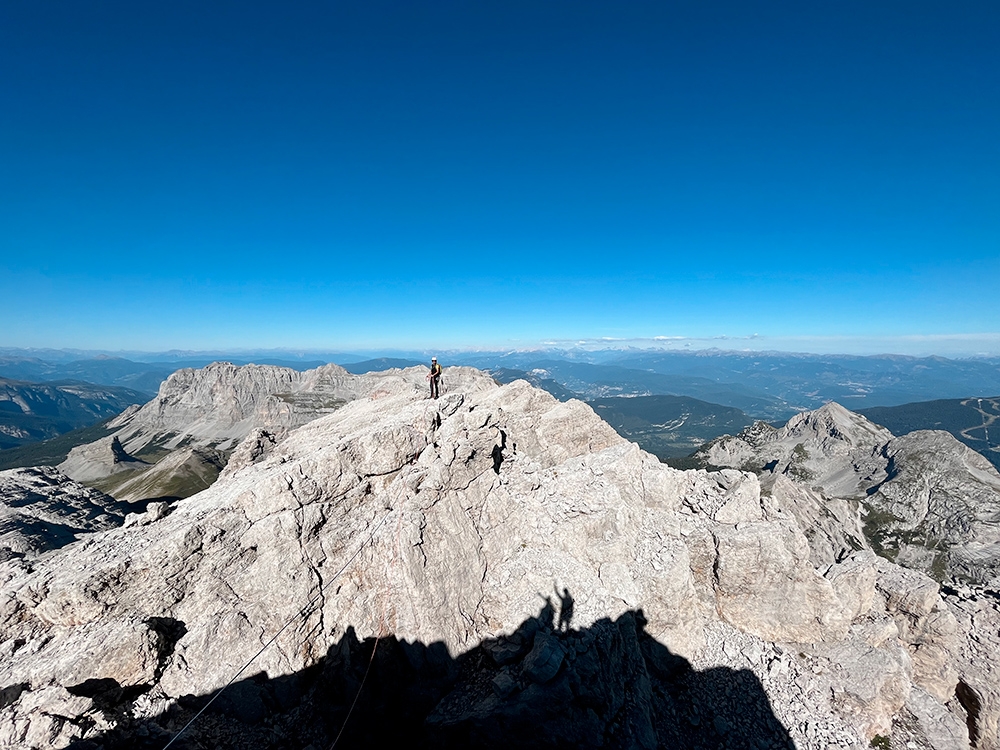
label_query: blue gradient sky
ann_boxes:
[3,1,999,354]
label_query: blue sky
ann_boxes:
[3,1,999,355]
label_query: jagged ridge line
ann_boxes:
[162,508,395,750]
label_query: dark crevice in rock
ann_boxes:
[67,678,151,713]
[146,616,188,684]
[0,682,29,710]
[955,680,982,748]
[491,429,508,475]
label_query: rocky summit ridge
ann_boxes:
[56,362,465,502]
[0,367,998,748]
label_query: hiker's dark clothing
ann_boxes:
[430,362,442,399]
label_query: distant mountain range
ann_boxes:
[474,362,1000,468]
[452,348,1000,417]
[0,355,174,394]
[340,357,425,374]
[0,378,148,451]
[4,347,1000,417]
[0,354,331,394]
[485,367,578,401]
[0,418,118,471]
[503,359,791,419]
[3,348,1000,471]
[605,350,1000,409]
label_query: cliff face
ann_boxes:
[0,371,997,749]
[56,362,354,484]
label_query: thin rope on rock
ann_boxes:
[162,509,394,750]
[329,506,405,749]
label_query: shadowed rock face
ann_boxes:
[0,375,996,749]
[65,609,794,750]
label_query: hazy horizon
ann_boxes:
[5,334,1000,362]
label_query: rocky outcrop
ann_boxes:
[697,402,894,497]
[942,586,1000,749]
[56,362,345,482]
[762,474,868,568]
[0,467,130,565]
[696,403,1000,587]
[865,431,1000,586]
[0,376,994,749]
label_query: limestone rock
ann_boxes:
[0,467,130,563]
[712,519,851,643]
[806,634,912,739]
[826,550,877,623]
[866,431,1000,585]
[57,362,492,504]
[0,375,993,749]
[763,473,869,568]
[941,586,1000,749]
[697,402,893,497]
[898,686,971,750]
[874,558,962,705]
[698,403,1000,587]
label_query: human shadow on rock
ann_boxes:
[67,601,794,750]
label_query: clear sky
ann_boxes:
[3,1,999,355]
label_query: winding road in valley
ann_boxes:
[961,397,1000,453]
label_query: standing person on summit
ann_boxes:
[429,357,443,399]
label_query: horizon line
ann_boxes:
[4,333,1000,361]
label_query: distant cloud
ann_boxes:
[535,334,1000,357]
